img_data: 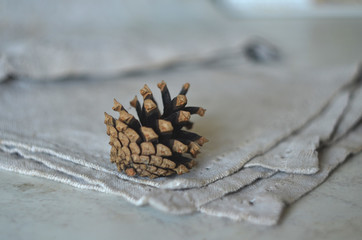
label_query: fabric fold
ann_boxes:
[332,80,362,142]
[200,124,362,225]
[244,89,352,173]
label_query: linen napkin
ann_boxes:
[0,81,360,217]
[0,65,360,224]
[0,65,356,189]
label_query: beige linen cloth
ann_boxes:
[0,0,252,82]
[1,64,361,225]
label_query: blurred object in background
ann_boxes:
[212,0,362,18]
[0,55,14,82]
[243,38,280,63]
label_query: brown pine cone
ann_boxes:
[104,81,208,178]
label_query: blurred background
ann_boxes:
[1,0,361,82]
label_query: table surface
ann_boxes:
[1,18,362,240]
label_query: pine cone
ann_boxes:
[104,81,208,178]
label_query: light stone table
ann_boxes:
[1,19,362,240]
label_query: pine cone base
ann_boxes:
[104,81,207,178]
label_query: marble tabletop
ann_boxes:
[1,18,362,240]
[1,153,361,240]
